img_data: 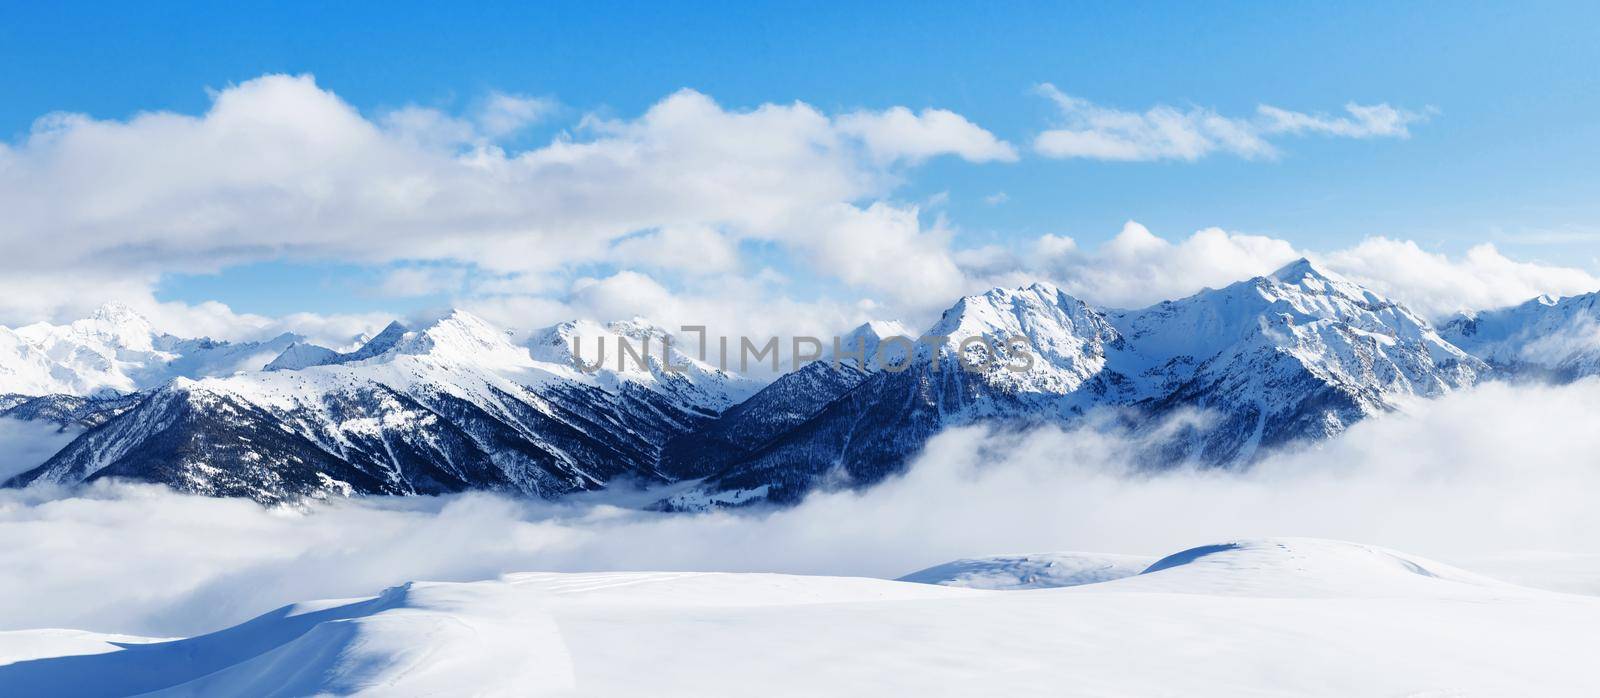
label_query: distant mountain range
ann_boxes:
[3,259,1598,505]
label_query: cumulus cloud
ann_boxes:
[550,270,875,361]
[1032,84,1429,162]
[1010,223,1598,318]
[374,265,470,298]
[1024,222,1301,307]
[1321,238,1600,318]
[5,379,1600,638]
[607,225,741,275]
[835,106,1018,164]
[0,75,1008,323]
[0,73,1584,357]
[799,202,966,308]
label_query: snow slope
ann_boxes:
[0,303,298,397]
[898,551,1155,589]
[1441,291,1600,379]
[684,259,1485,504]
[3,538,1595,696]
[5,311,765,503]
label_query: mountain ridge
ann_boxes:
[3,261,1598,506]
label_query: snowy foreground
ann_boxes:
[2,539,1598,697]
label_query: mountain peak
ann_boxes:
[347,320,408,358]
[1267,257,1337,284]
[31,301,160,355]
[829,320,914,367]
[396,310,528,365]
[90,301,148,324]
[845,320,913,342]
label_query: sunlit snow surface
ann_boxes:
[4,538,1598,696]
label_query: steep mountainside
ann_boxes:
[1440,291,1600,380]
[1113,259,1483,463]
[673,260,1484,506]
[264,321,409,371]
[7,312,756,504]
[658,320,910,481]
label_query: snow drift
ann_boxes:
[3,538,1596,696]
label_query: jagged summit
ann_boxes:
[265,320,409,372]
[388,310,530,368]
[673,270,1487,506]
[1267,256,1333,282]
[350,321,408,357]
[829,320,914,367]
[263,342,340,372]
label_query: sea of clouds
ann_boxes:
[4,378,1600,637]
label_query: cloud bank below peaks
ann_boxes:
[5,378,1600,638]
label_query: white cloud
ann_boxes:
[1323,238,1600,318]
[983,192,1008,206]
[835,106,1018,164]
[6,379,1600,638]
[457,269,878,370]
[1025,222,1301,307]
[1032,84,1429,162]
[0,75,1013,324]
[1016,223,1599,318]
[608,225,741,275]
[799,202,966,308]
[554,270,872,358]
[0,73,1581,347]
[475,92,557,138]
[1258,102,1430,138]
[375,265,469,298]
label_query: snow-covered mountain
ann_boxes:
[5,311,765,504]
[2,260,1594,507]
[672,259,1484,506]
[1440,291,1600,380]
[528,317,763,416]
[0,303,299,397]
[263,320,408,371]
[1111,258,1484,463]
[658,320,910,483]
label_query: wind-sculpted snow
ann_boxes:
[4,538,1596,696]
[898,551,1154,589]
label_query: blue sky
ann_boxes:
[2,2,1598,326]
